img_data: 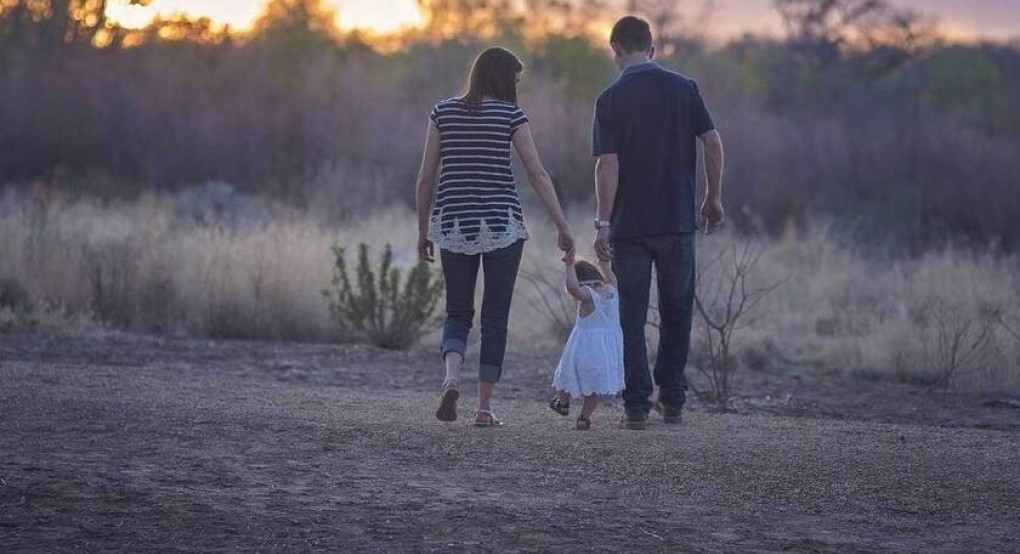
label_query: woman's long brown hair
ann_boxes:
[461,47,523,111]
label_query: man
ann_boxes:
[592,16,725,430]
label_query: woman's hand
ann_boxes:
[418,234,435,263]
[557,226,576,259]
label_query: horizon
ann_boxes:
[103,0,1020,42]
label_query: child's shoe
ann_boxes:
[549,396,569,416]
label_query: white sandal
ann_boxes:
[473,409,504,427]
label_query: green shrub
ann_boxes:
[322,243,443,350]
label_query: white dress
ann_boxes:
[552,285,625,398]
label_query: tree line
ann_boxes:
[1,0,1018,247]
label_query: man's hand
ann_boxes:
[594,226,612,261]
[700,197,725,235]
[417,234,435,262]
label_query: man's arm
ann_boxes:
[699,129,725,234]
[594,153,619,261]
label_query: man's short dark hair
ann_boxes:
[610,16,653,53]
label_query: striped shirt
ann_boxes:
[427,98,530,255]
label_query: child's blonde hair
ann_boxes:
[575,259,606,286]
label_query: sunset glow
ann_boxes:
[106,0,266,30]
[105,0,423,33]
[102,0,1020,40]
[336,0,421,33]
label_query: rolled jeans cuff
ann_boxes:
[441,338,467,359]
[479,363,502,384]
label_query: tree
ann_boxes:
[129,14,229,45]
[773,0,938,72]
[521,0,609,39]
[416,0,522,41]
[0,0,151,49]
[249,0,341,54]
[774,0,886,45]
[625,0,714,44]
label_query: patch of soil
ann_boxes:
[1,332,1018,552]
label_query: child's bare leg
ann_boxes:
[557,391,570,403]
[580,395,598,419]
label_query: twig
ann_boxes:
[639,528,665,541]
[998,316,1020,343]
[519,263,573,338]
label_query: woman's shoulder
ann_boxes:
[432,98,523,115]
[433,97,466,111]
[488,100,526,117]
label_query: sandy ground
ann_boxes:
[1,332,1018,552]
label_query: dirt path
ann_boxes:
[1,333,1018,552]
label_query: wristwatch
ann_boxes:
[595,219,611,229]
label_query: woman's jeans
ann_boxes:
[439,240,524,383]
[613,233,696,415]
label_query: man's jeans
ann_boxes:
[439,240,524,383]
[613,233,696,415]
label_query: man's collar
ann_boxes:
[621,61,660,77]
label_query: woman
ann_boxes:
[415,47,575,427]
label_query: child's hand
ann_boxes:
[562,251,575,265]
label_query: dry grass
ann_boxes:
[1,189,1017,393]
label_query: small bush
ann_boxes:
[917,299,1001,391]
[692,239,782,410]
[322,243,443,350]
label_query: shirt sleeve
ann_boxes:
[592,94,617,157]
[510,106,528,134]
[692,81,716,136]
[429,104,440,127]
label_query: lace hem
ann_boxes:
[552,385,624,398]
[428,207,529,255]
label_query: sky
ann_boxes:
[104,0,1020,40]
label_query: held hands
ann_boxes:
[557,225,576,260]
[700,196,725,235]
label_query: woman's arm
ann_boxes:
[415,122,442,261]
[511,123,575,257]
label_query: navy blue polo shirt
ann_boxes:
[592,62,715,239]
